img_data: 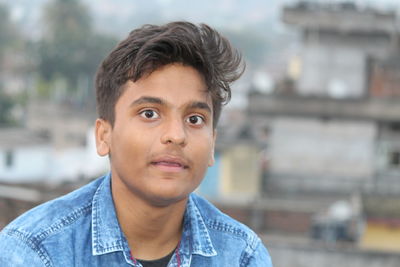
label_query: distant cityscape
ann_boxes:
[1,1,400,267]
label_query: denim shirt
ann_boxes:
[0,173,272,267]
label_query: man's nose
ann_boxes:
[160,117,187,146]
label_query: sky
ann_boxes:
[2,0,400,39]
[1,0,399,108]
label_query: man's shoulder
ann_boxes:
[190,193,260,246]
[0,177,104,243]
[189,194,272,266]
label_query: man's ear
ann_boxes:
[208,130,217,167]
[95,118,112,157]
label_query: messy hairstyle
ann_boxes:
[95,21,244,128]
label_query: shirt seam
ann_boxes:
[4,229,52,267]
[188,196,217,256]
[205,219,256,245]
[205,220,261,266]
[239,236,263,267]
[36,203,92,241]
[191,195,257,248]
[4,203,92,266]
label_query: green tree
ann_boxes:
[39,0,92,88]
[0,4,18,60]
[222,28,269,67]
[0,4,23,126]
[0,89,15,125]
[38,0,117,104]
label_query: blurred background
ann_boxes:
[1,0,400,266]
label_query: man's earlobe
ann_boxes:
[208,153,215,167]
[95,119,111,157]
[208,130,217,167]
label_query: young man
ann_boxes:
[0,22,272,266]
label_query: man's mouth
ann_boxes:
[150,156,189,172]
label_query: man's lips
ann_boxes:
[150,156,189,172]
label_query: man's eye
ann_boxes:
[186,115,204,125]
[139,109,159,119]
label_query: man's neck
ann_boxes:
[111,177,187,260]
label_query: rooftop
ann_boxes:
[0,184,41,202]
[282,2,398,34]
[248,94,400,122]
[0,128,50,149]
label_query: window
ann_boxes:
[389,151,400,167]
[389,123,400,133]
[5,150,14,168]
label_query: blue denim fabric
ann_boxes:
[0,173,272,266]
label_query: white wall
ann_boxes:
[0,146,52,182]
[268,117,377,191]
[297,31,391,98]
[299,44,366,98]
[0,128,109,184]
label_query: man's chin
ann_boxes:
[145,192,189,208]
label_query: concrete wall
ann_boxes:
[299,38,365,97]
[220,144,262,199]
[267,117,377,193]
[214,199,315,234]
[266,241,400,267]
[298,31,391,97]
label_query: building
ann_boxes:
[281,1,398,98]
[198,123,264,201]
[249,95,400,194]
[0,128,52,183]
[248,2,400,195]
[0,127,108,184]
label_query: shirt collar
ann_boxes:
[91,173,126,255]
[182,194,217,257]
[90,173,217,258]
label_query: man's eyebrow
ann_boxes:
[129,96,164,107]
[129,97,211,113]
[187,101,212,113]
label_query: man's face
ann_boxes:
[95,64,216,206]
